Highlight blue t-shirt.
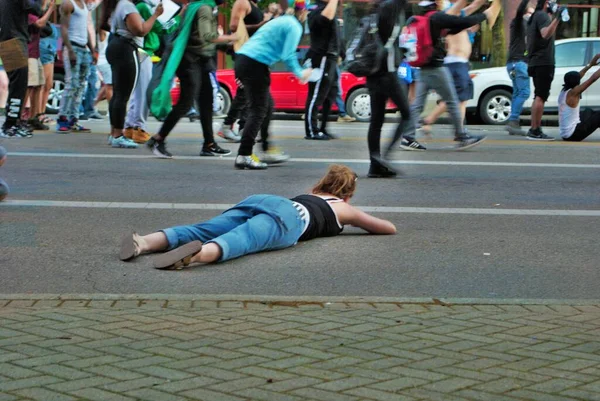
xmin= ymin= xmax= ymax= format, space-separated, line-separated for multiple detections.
xmin=237 ymin=15 xmax=305 ymax=79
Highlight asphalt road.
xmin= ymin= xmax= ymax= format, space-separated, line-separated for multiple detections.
xmin=1 ymin=117 xmax=599 ymax=299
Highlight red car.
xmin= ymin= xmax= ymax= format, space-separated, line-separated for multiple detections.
xmin=171 ymin=47 xmax=396 ymax=122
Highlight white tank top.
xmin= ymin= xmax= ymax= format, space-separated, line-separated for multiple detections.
xmin=97 ymin=33 xmax=109 ymax=65
xmin=558 ymin=89 xmax=580 ymax=139
xmin=67 ymin=0 xmax=89 ymax=47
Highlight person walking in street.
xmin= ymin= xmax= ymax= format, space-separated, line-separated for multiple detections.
xmin=558 ymin=55 xmax=600 ymax=142
xmin=231 ymin=0 xmax=313 ymax=170
xmin=101 ymin=0 xmax=163 ymax=148
xmin=56 ymin=0 xmax=94 ymax=133
xmin=215 ymin=0 xmax=269 ymax=143
xmin=397 ymin=0 xmax=501 ymax=151
xmin=123 ymin=0 xmax=166 ymax=144
xmin=0 ymin=0 xmax=43 ymax=138
xmin=364 ymin=0 xmax=410 ymax=178
xmin=147 ymin=0 xmax=237 ymax=158
xmin=119 ymin=164 xmax=396 ymax=269
xmin=304 ymin=0 xmax=340 ymax=141
xmin=526 ymin=0 xmax=563 ymax=141
xmin=505 ymin=0 xmax=534 ymax=136
xmin=415 ymin=0 xmax=486 ymax=146
xmin=39 ymin=22 xmax=60 ymax=125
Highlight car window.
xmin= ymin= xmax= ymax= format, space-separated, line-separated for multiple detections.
xmin=593 ymin=41 xmax=600 ymax=58
xmin=555 ymin=42 xmax=588 ymax=68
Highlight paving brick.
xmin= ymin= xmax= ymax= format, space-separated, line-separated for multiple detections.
xmin=46 ymin=376 xmax=115 ymax=392
xmin=0 ymin=376 xmax=63 ymax=391
xmin=179 ymin=388 xmax=247 ymax=401
xmin=456 ymin=390 xmax=522 ymax=401
xmin=508 ymin=389 xmax=580 ymax=401
xmin=561 ymin=389 xmax=600 ymax=401
xmin=422 ymin=378 xmax=480 ymax=393
xmin=64 ymin=355 xmax=126 ymax=369
xmin=313 ymin=376 xmax=376 ymax=392
xmin=125 ymin=388 xmax=188 ymax=401
xmin=0 ymin=392 xmax=18 ymax=401
xmin=532 ymin=367 xmax=598 ymax=383
xmin=259 ymin=356 xmax=316 ymax=369
xmin=134 ymin=366 xmax=194 ymax=381
xmin=70 ymin=388 xmax=135 ymax=401
xmin=207 ymin=376 xmax=269 ymax=392
xmin=152 ymin=376 xmax=220 ymax=393
xmin=186 ymin=366 xmax=247 ymax=381
xmin=549 ymin=359 xmax=599 ymax=371
xmin=33 ymin=365 xmax=91 ymax=380
xmin=103 ymin=377 xmax=164 ymax=393
xmin=113 ymin=356 xmax=174 ymax=369
xmin=344 ymin=387 xmax=417 ymax=401
xmin=432 ymin=367 xmax=498 ymax=382
xmin=236 ymin=346 xmax=292 ymax=360
xmin=0 ymin=364 xmax=40 ymax=379
xmin=13 ymin=387 xmax=76 ymax=401
xmin=289 ymin=387 xmax=358 ymax=401
xmin=472 ymin=378 xmax=533 ymax=393
xmin=526 ymin=378 xmax=583 ymax=393
xmin=261 ymin=377 xmax=323 ymax=392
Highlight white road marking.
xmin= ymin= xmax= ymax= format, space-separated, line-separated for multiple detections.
xmin=3 ymin=200 xmax=600 ymax=216
xmin=7 ymin=152 xmax=600 ymax=169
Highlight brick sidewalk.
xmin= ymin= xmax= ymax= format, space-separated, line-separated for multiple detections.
xmin=0 ymin=296 xmax=599 ymax=401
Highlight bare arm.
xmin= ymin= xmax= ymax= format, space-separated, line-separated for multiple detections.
xmin=462 ymin=0 xmax=486 ymax=16
xmin=446 ymin=0 xmax=467 ymax=16
xmin=60 ymin=1 xmax=75 ymax=57
xmin=87 ymin=12 xmax=96 ymax=51
xmin=569 ymin=69 xmax=600 ymax=100
xmin=125 ymin=4 xmax=162 ymax=37
xmin=229 ymin=0 xmax=249 ymax=33
xmin=320 ymin=0 xmax=339 ymax=20
xmin=337 ymin=204 xmax=397 ymax=235
xmin=34 ymin=0 xmax=55 ymax=27
xmin=540 ymin=15 xmax=559 ymax=40
xmin=579 ymin=53 xmax=600 ymax=78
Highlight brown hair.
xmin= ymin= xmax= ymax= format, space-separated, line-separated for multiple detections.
xmin=311 ymin=164 xmax=358 ymax=200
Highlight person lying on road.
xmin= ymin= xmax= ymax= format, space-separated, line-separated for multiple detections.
xmin=119 ymin=164 xmax=397 ymax=269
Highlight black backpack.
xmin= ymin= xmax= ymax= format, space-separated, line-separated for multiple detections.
xmin=345 ymin=13 xmax=403 ymax=77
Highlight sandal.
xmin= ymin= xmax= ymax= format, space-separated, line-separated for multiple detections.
xmin=153 ymin=241 xmax=203 ymax=270
xmin=119 ymin=232 xmax=142 ymax=261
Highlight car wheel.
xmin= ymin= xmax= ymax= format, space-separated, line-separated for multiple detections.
xmin=215 ymin=87 xmax=231 ymax=116
xmin=346 ymin=88 xmax=371 ymax=122
xmin=479 ymin=89 xmax=512 ymax=125
xmin=46 ymin=73 xmax=65 ymax=115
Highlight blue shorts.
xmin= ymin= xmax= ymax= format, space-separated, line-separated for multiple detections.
xmin=0 ymin=65 xmax=4 ymax=72
xmin=40 ymin=48 xmax=56 ymax=65
xmin=445 ymin=62 xmax=473 ymax=102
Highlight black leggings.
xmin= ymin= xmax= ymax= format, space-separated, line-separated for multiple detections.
xmin=158 ymin=57 xmax=215 ymax=143
xmin=305 ymin=57 xmax=337 ymax=137
xmin=3 ymin=65 xmax=28 ymax=128
xmin=224 ymin=85 xmax=247 ymax=128
xmin=564 ymin=108 xmax=600 ymax=142
xmin=234 ymin=55 xmax=272 ymax=156
xmin=106 ymin=36 xmax=139 ymax=130
xmin=366 ymin=72 xmax=411 ymax=159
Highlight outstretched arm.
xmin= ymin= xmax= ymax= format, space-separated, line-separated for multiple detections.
xmin=579 ymin=53 xmax=600 ymax=78
xmin=338 ymin=204 xmax=396 ymax=235
xmin=569 ymin=69 xmax=600 ymax=99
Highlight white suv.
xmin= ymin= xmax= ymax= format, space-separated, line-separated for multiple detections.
xmin=466 ymin=38 xmax=600 ymax=125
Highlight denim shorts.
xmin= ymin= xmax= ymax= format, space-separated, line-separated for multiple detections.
xmin=0 ymin=64 xmax=4 ymax=72
xmin=445 ymin=62 xmax=473 ymax=101
xmin=40 ymin=49 xmax=56 ymax=65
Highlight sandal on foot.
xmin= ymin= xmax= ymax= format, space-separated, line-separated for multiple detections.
xmin=119 ymin=232 xmax=141 ymax=261
xmin=153 ymin=241 xmax=203 ymax=270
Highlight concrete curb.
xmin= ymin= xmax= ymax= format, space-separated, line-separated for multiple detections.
xmin=0 ymin=294 xmax=599 ymax=305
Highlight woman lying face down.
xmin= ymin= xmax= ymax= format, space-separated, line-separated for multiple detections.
xmin=119 ymin=164 xmax=396 ymax=270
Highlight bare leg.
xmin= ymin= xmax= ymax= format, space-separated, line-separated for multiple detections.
xmin=31 ymin=86 xmax=42 ymax=118
xmin=484 ymin=0 xmax=502 ymax=29
xmin=23 ymin=88 xmax=32 ymax=120
xmin=459 ymin=101 xmax=467 ymax=124
xmin=41 ymin=63 xmax=54 ymax=114
xmin=424 ymin=102 xmax=447 ymax=126
xmin=530 ymin=96 xmax=544 ymax=130
xmin=138 ymin=232 xmax=169 ymax=253
xmin=190 ymin=243 xmax=222 ymax=264
xmin=0 ymin=69 xmax=8 ymax=109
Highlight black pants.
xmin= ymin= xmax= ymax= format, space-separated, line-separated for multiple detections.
xmin=235 ymin=55 xmax=272 ymax=156
xmin=158 ymin=56 xmax=215 ymax=144
xmin=367 ymin=72 xmax=411 ymax=158
xmin=107 ymin=36 xmax=139 ymax=130
xmin=3 ymin=65 xmax=28 ymax=128
xmin=304 ymin=57 xmax=337 ymax=137
xmin=224 ymin=84 xmax=247 ymax=129
xmin=564 ymin=108 xmax=600 ymax=142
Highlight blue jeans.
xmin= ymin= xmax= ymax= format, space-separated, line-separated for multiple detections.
xmin=161 ymin=195 xmax=305 ymax=262
xmin=335 ymin=65 xmax=346 ymax=116
xmin=506 ymin=61 xmax=530 ymax=122
xmin=82 ymin=58 xmax=98 ymax=115
xmin=59 ymin=46 xmax=91 ymax=119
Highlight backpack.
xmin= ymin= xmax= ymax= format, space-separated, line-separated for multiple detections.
xmin=345 ymin=13 xmax=402 ymax=77
xmin=399 ymin=11 xmax=435 ymax=68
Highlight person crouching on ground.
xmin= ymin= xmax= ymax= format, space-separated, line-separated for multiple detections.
xmin=558 ymin=54 xmax=600 ymax=142
xmin=119 ymin=164 xmax=396 ymax=269
xmin=231 ymin=0 xmax=314 ymax=170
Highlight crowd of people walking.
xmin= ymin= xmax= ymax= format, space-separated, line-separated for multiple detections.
xmin=1 ymin=0 xmax=599 ymax=179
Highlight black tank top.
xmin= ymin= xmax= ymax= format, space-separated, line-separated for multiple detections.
xmin=290 ymin=194 xmax=344 ymax=241
xmin=245 ymin=1 xmax=264 ymax=36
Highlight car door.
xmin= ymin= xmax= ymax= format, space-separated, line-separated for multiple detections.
xmin=270 ymin=61 xmax=300 ymax=109
xmin=550 ymin=40 xmax=589 ymax=108
xmin=584 ymin=40 xmax=600 ymax=108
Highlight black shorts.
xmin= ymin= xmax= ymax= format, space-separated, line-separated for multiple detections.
xmin=528 ymin=65 xmax=555 ymax=102
xmin=445 ymin=62 xmax=473 ymax=102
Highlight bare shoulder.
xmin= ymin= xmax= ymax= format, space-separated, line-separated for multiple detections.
xmin=61 ymin=0 xmax=74 ymax=13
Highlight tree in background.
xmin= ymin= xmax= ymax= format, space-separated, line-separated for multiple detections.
xmin=490 ymin=8 xmax=506 ymax=67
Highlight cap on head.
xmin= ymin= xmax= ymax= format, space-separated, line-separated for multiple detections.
xmin=563 ymin=71 xmax=581 ymax=90
xmin=289 ymin=0 xmax=306 ymax=10
xmin=418 ymin=0 xmax=436 ymax=7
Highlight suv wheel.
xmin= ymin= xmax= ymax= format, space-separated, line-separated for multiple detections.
xmin=46 ymin=73 xmax=65 ymax=115
xmin=479 ymin=89 xmax=512 ymax=125
xmin=346 ymin=88 xmax=371 ymax=122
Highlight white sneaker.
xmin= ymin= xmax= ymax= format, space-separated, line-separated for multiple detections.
xmin=217 ymin=123 xmax=241 ymax=143
xmin=111 ymin=135 xmax=139 ymax=149
xmin=260 ymin=147 xmax=290 ymax=164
